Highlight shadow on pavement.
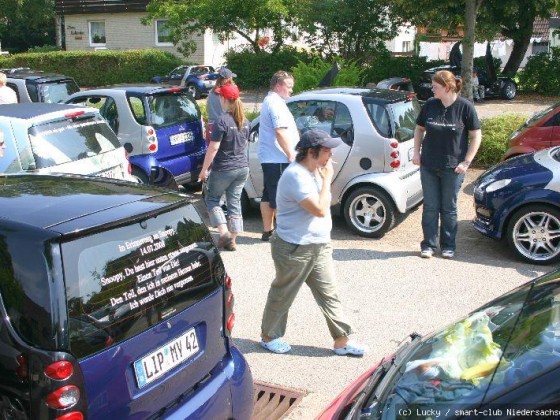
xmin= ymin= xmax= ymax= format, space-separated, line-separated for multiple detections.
xmin=233 ymin=338 xmax=336 ymax=358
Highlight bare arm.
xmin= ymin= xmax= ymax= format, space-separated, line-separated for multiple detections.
xmin=299 ymin=161 xmax=333 ymax=217
xmin=276 ymin=128 xmax=296 ymax=162
xmin=455 ymin=129 xmax=482 ymax=174
xmin=412 ymin=125 xmax=425 ymax=166
xmin=198 ymin=140 xmax=220 ymax=182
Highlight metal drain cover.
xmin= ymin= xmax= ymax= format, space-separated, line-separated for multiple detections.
xmin=252 ymin=381 xmax=304 ymax=420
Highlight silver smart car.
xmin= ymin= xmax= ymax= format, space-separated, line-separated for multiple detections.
xmin=244 ymin=87 xmax=423 ymax=238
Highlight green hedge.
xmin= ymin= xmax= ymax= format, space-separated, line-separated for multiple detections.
xmin=224 ymin=46 xmax=318 ymax=89
xmin=291 ymin=57 xmax=363 ymax=93
xmin=0 ymin=49 xmax=183 ymax=87
xmin=476 ymin=114 xmax=527 ymax=166
xmin=518 ymin=48 xmax=560 ymax=95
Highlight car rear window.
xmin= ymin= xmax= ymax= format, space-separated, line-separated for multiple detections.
xmin=61 ymin=206 xmax=220 ymax=359
xmin=36 ymin=80 xmax=80 ymax=103
xmin=362 ymin=97 xmax=420 ymax=142
xmin=147 ymin=92 xmax=200 ymax=128
xmin=27 ymin=114 xmax=121 ymax=169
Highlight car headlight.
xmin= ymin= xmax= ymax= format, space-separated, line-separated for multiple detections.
xmin=485 ymin=179 xmax=511 ymax=193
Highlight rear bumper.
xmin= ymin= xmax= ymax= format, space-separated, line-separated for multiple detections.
xmin=164 ymin=344 xmax=253 ymax=419
xmin=129 ymin=149 xmax=205 ymax=185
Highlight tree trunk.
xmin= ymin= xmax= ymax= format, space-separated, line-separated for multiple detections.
xmin=461 ymin=0 xmax=478 ymax=101
xmin=502 ymin=36 xmax=532 ymax=76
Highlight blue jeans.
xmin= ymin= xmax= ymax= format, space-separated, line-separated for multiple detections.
xmin=420 ymin=167 xmax=465 ymax=252
xmin=205 ymin=167 xmax=249 ymax=233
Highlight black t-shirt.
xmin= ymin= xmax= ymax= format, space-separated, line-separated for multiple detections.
xmin=416 ymin=96 xmax=481 ymax=169
xmin=211 ymin=112 xmax=249 ymax=171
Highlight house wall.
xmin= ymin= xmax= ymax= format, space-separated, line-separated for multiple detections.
xmin=63 ymin=13 xmax=205 ymax=63
xmin=385 ymin=25 xmax=416 ymax=53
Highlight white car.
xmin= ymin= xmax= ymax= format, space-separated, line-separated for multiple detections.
xmin=245 ymin=87 xmax=424 ymax=238
xmin=0 ymin=103 xmax=135 ymax=181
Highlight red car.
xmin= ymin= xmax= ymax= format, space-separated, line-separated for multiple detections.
xmin=502 ymin=102 xmax=560 ymax=160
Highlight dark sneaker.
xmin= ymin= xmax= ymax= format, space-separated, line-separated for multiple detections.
xmin=261 ymin=230 xmax=274 ymax=241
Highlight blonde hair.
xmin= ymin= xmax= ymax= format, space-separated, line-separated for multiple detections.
xmin=0 ymin=73 xmax=6 ymax=86
xmin=432 ymin=70 xmax=462 ymax=93
xmin=223 ymin=98 xmax=245 ymax=130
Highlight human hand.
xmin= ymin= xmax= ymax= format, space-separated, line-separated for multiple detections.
xmin=454 ymin=161 xmax=470 ymax=174
xmin=318 ymin=159 xmax=334 ymax=181
xmin=288 ymin=153 xmax=296 ymax=163
xmin=198 ymin=169 xmax=209 ymax=183
xmin=412 ymin=151 xmax=421 ymax=166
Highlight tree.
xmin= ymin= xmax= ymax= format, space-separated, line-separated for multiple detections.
xmin=144 ymin=0 xmax=299 ymax=56
xmin=0 ymin=0 xmax=55 ymax=52
xmin=461 ymin=0 xmax=484 ymax=101
xmin=295 ymin=0 xmax=406 ymax=62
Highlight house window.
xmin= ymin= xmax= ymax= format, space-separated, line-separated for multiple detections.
xmin=402 ymin=41 xmax=412 ymax=52
xmin=156 ymin=20 xmax=172 ymax=46
xmin=89 ymin=21 xmax=106 ymax=46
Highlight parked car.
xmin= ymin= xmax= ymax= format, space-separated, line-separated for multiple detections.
xmin=150 ymin=65 xmax=219 ymax=99
xmin=319 ymin=268 xmax=560 ymax=419
xmin=502 ymin=102 xmax=560 ymax=160
xmin=376 ymin=77 xmax=415 ymax=93
xmin=0 ymin=103 xmax=135 ymax=181
xmin=6 ymin=71 xmax=79 ymax=103
xmin=0 ymin=174 xmax=253 ymax=419
xmin=473 ymin=147 xmax=560 ymax=264
xmin=66 ymin=85 xmax=206 ymax=187
xmin=246 ymin=87 xmax=423 ymax=238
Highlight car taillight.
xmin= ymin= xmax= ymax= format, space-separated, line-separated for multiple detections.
xmin=16 ymin=354 xmax=28 ymax=379
xmin=225 ymin=275 xmax=232 ymax=289
xmin=44 ymin=361 xmax=73 ymax=381
xmin=65 ymin=111 xmax=85 ymax=119
xmin=390 ymin=160 xmax=401 ymax=168
xmin=226 ymin=314 xmax=235 ymax=332
xmin=224 ymin=275 xmax=234 ymax=335
xmin=390 ymin=151 xmax=399 ymax=159
xmin=389 ymin=141 xmax=400 ymax=170
xmin=390 ymin=141 xmax=398 ymax=148
xmin=56 ymin=412 xmax=84 ymax=420
xmin=168 ymin=87 xmax=182 ymax=93
xmin=45 ymin=385 xmax=80 ymax=409
xmin=144 ymin=126 xmax=158 ymax=154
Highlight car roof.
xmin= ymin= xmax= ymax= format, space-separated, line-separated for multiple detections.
xmin=0 ymin=103 xmax=93 ymax=119
xmin=296 ymin=87 xmax=413 ymax=103
xmin=7 ymin=71 xmax=75 ymax=82
xmin=0 ymin=174 xmax=187 ymax=235
xmin=84 ymin=85 xmax=187 ymax=96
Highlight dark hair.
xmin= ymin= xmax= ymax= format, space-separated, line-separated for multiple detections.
xmin=295 ymin=145 xmax=321 ymax=162
xmin=270 ymin=70 xmax=293 ymax=90
xmin=432 ymin=70 xmax=462 ymax=93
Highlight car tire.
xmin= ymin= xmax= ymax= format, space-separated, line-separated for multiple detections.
xmin=187 ymin=83 xmax=202 ymax=100
xmin=131 ymin=167 xmax=149 ymax=184
xmin=240 ymin=189 xmax=252 ymax=216
xmin=501 ymin=81 xmax=517 ymax=100
xmin=343 ymin=187 xmax=396 ymax=238
xmin=506 ymin=204 xmax=560 ymax=265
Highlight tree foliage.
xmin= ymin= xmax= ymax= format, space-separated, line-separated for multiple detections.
xmin=144 ymin=0 xmax=299 ymax=56
xmin=0 ymin=0 xmax=55 ymax=52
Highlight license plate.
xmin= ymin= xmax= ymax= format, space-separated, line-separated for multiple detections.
xmin=170 ymin=131 xmax=194 ymax=146
xmin=134 ymin=328 xmax=199 ymax=388
xmin=97 ymin=168 xmax=120 ymax=179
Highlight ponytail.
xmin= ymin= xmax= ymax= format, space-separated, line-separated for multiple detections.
xmin=227 ymin=98 xmax=246 ymax=130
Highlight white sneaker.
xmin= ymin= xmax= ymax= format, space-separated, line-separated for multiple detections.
xmin=420 ymin=249 xmax=434 ymax=258
xmin=441 ymin=249 xmax=455 ymax=259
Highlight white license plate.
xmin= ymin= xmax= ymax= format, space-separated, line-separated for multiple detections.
xmin=170 ymin=131 xmax=194 ymax=146
xmin=134 ymin=328 xmax=199 ymax=388
xmin=97 ymin=168 xmax=120 ymax=179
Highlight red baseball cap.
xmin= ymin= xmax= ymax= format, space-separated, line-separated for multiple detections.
xmin=215 ymin=83 xmax=240 ymax=100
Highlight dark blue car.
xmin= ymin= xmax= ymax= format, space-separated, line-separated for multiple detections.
xmin=0 ymin=174 xmax=253 ymax=419
xmin=473 ymin=147 xmax=560 ymax=264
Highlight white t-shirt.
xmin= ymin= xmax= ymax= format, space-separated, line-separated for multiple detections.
xmin=258 ymin=91 xmax=298 ymax=163
xmin=276 ymin=162 xmax=331 ymax=245
xmin=0 ymin=86 xmax=17 ymax=104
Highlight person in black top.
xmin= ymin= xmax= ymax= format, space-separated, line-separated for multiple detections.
xmin=199 ymin=83 xmax=250 ymax=251
xmin=412 ymin=70 xmax=482 ymax=259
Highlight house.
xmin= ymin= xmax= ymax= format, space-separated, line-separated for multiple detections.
xmin=54 ymin=0 xmax=242 ymax=66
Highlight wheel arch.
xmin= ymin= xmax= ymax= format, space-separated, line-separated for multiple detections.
xmin=498 ymin=198 xmax=560 ymax=240
xmin=339 ymin=181 xmax=397 ymax=216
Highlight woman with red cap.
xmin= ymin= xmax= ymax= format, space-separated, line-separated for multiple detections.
xmin=199 ymin=83 xmax=250 ymax=251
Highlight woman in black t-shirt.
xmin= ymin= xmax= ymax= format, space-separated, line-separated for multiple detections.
xmin=199 ymin=83 xmax=250 ymax=251
xmin=412 ymin=70 xmax=482 ymax=259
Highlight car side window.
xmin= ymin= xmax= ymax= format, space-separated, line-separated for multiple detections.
xmin=332 ymin=102 xmax=354 ymax=145
xmin=364 ymin=102 xmax=390 ymax=138
xmin=288 ymin=100 xmax=337 ymax=136
xmin=128 ymin=96 xmax=147 ymax=125
xmin=100 ymin=98 xmax=119 ymax=134
xmin=170 ymin=68 xmax=186 ymax=80
xmin=544 ymin=113 xmax=560 ymax=127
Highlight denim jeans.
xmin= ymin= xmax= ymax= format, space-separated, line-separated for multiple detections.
xmin=205 ymin=167 xmax=249 ymax=233
xmin=420 ymin=166 xmax=465 ymax=252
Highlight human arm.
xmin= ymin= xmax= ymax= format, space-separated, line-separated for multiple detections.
xmin=299 ymin=160 xmax=334 ymax=217
xmin=198 ymin=140 xmax=220 ymax=182
xmin=455 ymin=129 xmax=482 ymax=174
xmin=275 ymin=128 xmax=296 ymax=162
xmin=412 ymin=125 xmax=425 ymax=166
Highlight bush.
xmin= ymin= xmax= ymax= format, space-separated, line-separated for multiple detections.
xmin=27 ymin=45 xmax=62 ymax=53
xmin=224 ymin=46 xmax=318 ymax=89
xmin=476 ymin=114 xmax=527 ymax=166
xmin=0 ymin=49 xmax=183 ymax=87
xmin=291 ymin=57 xmax=363 ymax=93
xmin=518 ymin=48 xmax=560 ymax=95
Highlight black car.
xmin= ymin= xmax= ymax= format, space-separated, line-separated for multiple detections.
xmin=0 ymin=174 xmax=253 ymax=419
xmin=417 ymin=64 xmax=517 ymax=101
xmin=6 ymin=71 xmax=79 ymax=103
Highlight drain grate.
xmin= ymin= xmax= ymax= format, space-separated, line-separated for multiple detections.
xmin=251 ymin=381 xmax=304 ymax=420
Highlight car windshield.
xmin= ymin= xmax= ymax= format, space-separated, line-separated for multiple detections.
xmin=37 ymin=80 xmax=80 ymax=103
xmin=27 ymin=114 xmax=121 ymax=169
xmin=61 ymin=206 xmax=219 ymax=359
xmin=524 ymin=103 xmax=560 ymax=127
xmin=371 ymin=275 xmax=560 ymax=419
xmin=146 ymin=92 xmax=200 ymax=128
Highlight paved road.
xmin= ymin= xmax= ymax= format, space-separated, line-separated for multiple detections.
xmin=192 ymin=167 xmax=552 ymax=419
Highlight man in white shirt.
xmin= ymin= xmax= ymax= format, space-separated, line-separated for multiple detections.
xmin=0 ymin=73 xmax=17 ymax=104
xmin=258 ymin=70 xmax=299 ymax=241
